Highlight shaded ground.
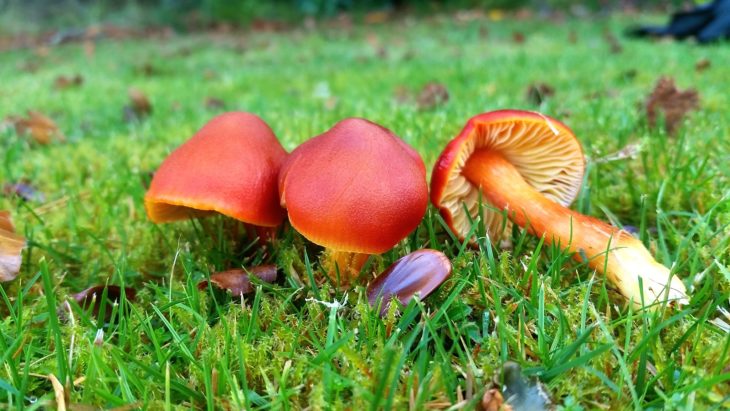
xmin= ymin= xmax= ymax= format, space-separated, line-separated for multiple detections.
xmin=1 ymin=12 xmax=729 ymax=409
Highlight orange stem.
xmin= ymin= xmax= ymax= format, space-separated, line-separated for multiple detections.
xmin=323 ymin=250 xmax=371 ymax=287
xmin=463 ymin=149 xmax=687 ymax=306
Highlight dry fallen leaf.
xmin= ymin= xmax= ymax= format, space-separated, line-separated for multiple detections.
xmin=8 ymin=111 xmax=65 ymax=144
xmin=645 ymin=77 xmax=700 ymax=134
xmin=65 ymin=285 xmax=137 ymax=322
xmin=480 ymin=388 xmax=508 ymax=411
xmin=124 ymin=88 xmax=152 ymax=121
xmin=54 ymin=74 xmax=84 ymax=90
xmin=525 ymin=83 xmax=555 ymax=105
xmin=0 ymin=211 xmax=25 ymax=282
xmin=204 ymin=97 xmax=226 ymax=110
xmin=417 ymin=82 xmax=449 ymax=110
xmin=364 ymin=10 xmax=390 ymax=25
xmin=695 ymin=58 xmax=711 ymax=72
xmin=512 ymin=31 xmax=526 ymax=44
xmin=198 ymin=265 xmax=278 ymax=296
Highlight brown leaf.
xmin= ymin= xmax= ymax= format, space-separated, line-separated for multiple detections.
xmin=72 ymin=285 xmax=136 ymax=306
xmin=204 ymin=97 xmax=226 ymax=110
xmin=137 ymin=63 xmax=159 ymax=77
xmin=198 ymin=265 xmax=278 ymax=296
xmin=9 ymin=111 xmax=65 ymax=144
xmin=0 ymin=211 xmax=26 ymax=282
xmin=367 ymin=249 xmax=452 ymax=315
xmin=417 ymin=82 xmax=449 ymax=110
xmin=54 ymin=74 xmax=84 ymax=90
xmin=3 ymin=181 xmax=45 ymax=203
xmin=364 ymin=10 xmax=390 ymax=25
xmin=645 ymin=77 xmax=700 ymax=134
xmin=525 ymin=83 xmax=555 ymax=105
xmin=512 ymin=32 xmax=526 ymax=44
xmin=479 ymin=389 xmax=508 ymax=411
xmin=67 ymin=285 xmax=137 ymax=321
xmin=695 ymin=58 xmax=711 ymax=72
xmin=124 ymin=88 xmax=152 ymax=121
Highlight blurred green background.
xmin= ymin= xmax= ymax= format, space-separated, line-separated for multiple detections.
xmin=0 ymin=0 xmax=692 ymax=34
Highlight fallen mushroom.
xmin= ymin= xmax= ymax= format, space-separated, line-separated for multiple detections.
xmin=367 ymin=249 xmax=452 ymax=315
xmin=198 ymin=265 xmax=278 ymax=296
xmin=278 ymin=118 xmax=428 ymax=285
xmin=431 ymin=110 xmax=687 ymax=307
xmin=145 ymin=112 xmax=287 ymax=241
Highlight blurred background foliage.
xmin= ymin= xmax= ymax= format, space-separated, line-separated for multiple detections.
xmin=0 ymin=0 xmax=695 ymax=34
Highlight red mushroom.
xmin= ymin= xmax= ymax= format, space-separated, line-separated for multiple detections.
xmin=431 ymin=110 xmax=687 ymax=307
xmin=145 ymin=112 xmax=286 ymax=240
xmin=278 ymin=118 xmax=428 ymax=285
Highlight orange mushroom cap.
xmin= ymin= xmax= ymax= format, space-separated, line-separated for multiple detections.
xmin=145 ymin=112 xmax=287 ymax=227
xmin=279 ymin=118 xmax=428 ymax=254
xmin=431 ymin=110 xmax=585 ymax=241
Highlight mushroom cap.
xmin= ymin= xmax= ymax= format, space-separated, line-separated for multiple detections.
xmin=431 ymin=110 xmax=585 ymax=241
xmin=145 ymin=112 xmax=287 ymax=227
xmin=279 ymin=118 xmax=428 ymax=254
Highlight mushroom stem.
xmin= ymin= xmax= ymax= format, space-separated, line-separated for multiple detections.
xmin=322 ymin=250 xmax=371 ymax=286
xmin=463 ymin=149 xmax=688 ymax=306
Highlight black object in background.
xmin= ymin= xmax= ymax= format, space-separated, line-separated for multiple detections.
xmin=628 ymin=0 xmax=730 ymax=43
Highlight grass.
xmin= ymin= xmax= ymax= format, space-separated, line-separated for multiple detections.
xmin=1 ymin=11 xmax=730 ymax=410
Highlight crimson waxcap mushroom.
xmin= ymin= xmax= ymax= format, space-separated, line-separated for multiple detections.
xmin=279 ymin=118 xmax=428 ymax=283
xmin=431 ymin=110 xmax=687 ymax=307
xmin=431 ymin=110 xmax=585 ymax=241
xmin=145 ymin=112 xmax=287 ymax=229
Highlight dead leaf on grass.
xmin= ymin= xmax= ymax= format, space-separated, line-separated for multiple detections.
xmin=66 ymin=285 xmax=137 ymax=321
xmin=54 ymin=74 xmax=83 ymax=90
xmin=695 ymin=58 xmax=711 ymax=72
xmin=137 ymin=62 xmax=159 ymax=77
xmin=8 ymin=111 xmax=66 ymax=144
xmin=123 ymin=88 xmax=152 ymax=121
xmin=364 ymin=10 xmax=390 ymax=25
xmin=645 ymin=77 xmax=700 ymax=134
xmin=198 ymin=265 xmax=278 ymax=296
xmin=0 ymin=211 xmax=26 ymax=282
xmin=512 ymin=31 xmax=526 ymax=44
xmin=417 ymin=82 xmax=449 ymax=110
xmin=525 ymin=83 xmax=555 ymax=105
xmin=204 ymin=97 xmax=226 ymax=110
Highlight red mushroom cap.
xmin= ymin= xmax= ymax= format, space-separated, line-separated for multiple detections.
xmin=431 ymin=110 xmax=585 ymax=241
xmin=279 ymin=118 xmax=428 ymax=254
xmin=145 ymin=112 xmax=287 ymax=227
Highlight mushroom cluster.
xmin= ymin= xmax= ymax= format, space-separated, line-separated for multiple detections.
xmin=145 ymin=110 xmax=688 ymax=310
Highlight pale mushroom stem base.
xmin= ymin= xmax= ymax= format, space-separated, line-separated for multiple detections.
xmin=463 ymin=149 xmax=688 ymax=307
xmin=322 ymin=250 xmax=370 ymax=286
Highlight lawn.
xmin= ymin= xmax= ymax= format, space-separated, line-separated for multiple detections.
xmin=1 ymin=11 xmax=729 ymax=410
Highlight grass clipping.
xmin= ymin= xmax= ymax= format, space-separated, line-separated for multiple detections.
xmin=0 ymin=211 xmax=25 ymax=282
